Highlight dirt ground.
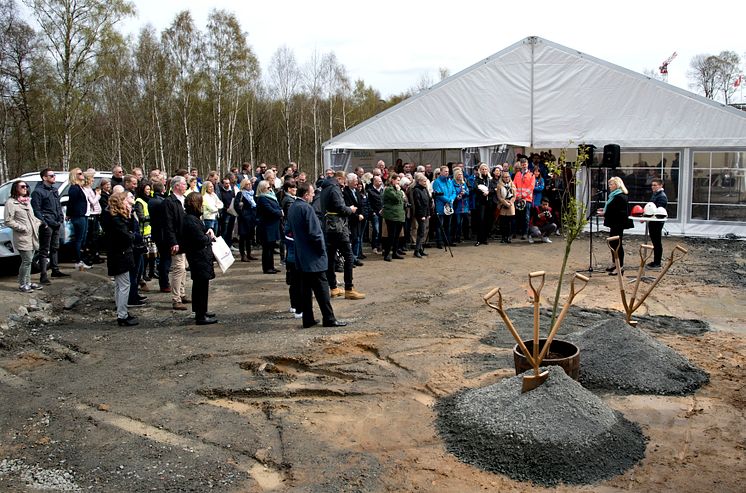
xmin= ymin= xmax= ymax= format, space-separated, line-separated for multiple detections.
xmin=0 ymin=233 xmax=744 ymax=492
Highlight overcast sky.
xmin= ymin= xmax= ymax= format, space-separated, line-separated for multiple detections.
xmin=122 ymin=0 xmax=745 ymax=100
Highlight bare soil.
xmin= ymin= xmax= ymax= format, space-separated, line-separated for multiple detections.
xmin=0 ymin=233 xmax=744 ymax=492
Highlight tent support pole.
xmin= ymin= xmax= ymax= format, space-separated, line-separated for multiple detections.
xmin=529 ymin=36 xmax=536 ymax=148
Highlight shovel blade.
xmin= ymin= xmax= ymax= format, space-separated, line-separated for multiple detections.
xmin=521 ymin=370 xmax=549 ymax=393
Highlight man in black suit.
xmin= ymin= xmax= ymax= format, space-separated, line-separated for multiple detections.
xmin=163 ymin=175 xmax=190 ymax=310
xmin=342 ymin=173 xmax=366 ymax=267
xmin=148 ymin=182 xmax=170 ymax=292
xmin=287 ymin=183 xmax=346 ymax=329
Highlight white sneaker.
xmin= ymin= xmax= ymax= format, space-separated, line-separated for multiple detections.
xmin=19 ymin=284 xmax=33 ymax=293
xmin=543 ymin=237 xmax=552 ymax=243
xmin=76 ymin=261 xmax=92 ymax=270
xmin=294 ymin=312 xmax=303 ymax=319
xmin=527 ymin=236 xmax=534 ymax=244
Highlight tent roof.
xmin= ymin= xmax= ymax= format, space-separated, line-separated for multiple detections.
xmin=324 ymin=36 xmax=746 ymax=150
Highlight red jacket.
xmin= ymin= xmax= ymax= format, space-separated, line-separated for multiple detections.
xmin=513 ymin=170 xmax=535 ymax=202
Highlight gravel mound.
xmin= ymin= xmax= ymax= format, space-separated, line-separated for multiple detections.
xmin=567 ymin=318 xmax=710 ymax=395
xmin=436 ymin=367 xmax=647 ymax=486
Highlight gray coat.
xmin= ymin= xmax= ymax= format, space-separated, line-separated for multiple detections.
xmin=4 ymin=198 xmax=41 ymax=251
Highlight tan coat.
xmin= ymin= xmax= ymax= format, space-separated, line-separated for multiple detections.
xmin=497 ymin=181 xmax=517 ymax=216
xmin=4 ymin=198 xmax=41 ymax=251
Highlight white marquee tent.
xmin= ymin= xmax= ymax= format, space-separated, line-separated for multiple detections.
xmin=323 ymin=36 xmax=746 ymax=237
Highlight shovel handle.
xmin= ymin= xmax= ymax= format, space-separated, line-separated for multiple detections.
xmin=484 ymin=288 xmax=538 ymax=369
xmin=538 ymin=273 xmax=589 ymax=362
xmin=483 ymin=288 xmax=500 ymax=303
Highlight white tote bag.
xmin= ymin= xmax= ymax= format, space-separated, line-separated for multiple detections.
xmin=211 ymin=236 xmax=235 ymax=273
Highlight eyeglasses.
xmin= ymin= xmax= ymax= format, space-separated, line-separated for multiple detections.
xmin=19 ymin=185 xmax=28 ymax=188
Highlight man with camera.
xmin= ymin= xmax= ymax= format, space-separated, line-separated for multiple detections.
xmin=527 ymin=197 xmax=557 ymax=244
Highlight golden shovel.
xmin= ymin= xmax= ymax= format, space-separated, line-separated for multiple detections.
xmin=483 ymin=286 xmax=548 ymax=392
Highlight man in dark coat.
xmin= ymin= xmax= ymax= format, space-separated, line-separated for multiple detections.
xmin=163 ymin=175 xmax=189 ymax=310
xmin=647 ymin=178 xmax=668 ymax=268
xmin=342 ymin=174 xmax=366 ymax=267
xmin=148 ymin=182 xmax=171 ymax=292
xmin=287 ymin=183 xmax=346 ymax=329
xmin=319 ymin=171 xmax=365 ymax=300
xmin=30 ymin=168 xmax=68 ymax=284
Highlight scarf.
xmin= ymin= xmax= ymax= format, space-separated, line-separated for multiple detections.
xmin=17 ymin=196 xmax=30 ymax=205
xmin=604 ymin=188 xmax=623 ymax=213
xmin=242 ymin=190 xmax=256 ymax=208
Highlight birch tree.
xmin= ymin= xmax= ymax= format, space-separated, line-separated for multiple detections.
xmin=268 ymin=45 xmax=299 ymax=164
xmin=162 ymin=10 xmax=203 ymax=171
xmin=134 ymin=25 xmax=168 ymax=169
xmin=24 ymin=0 xmax=134 ymax=169
xmin=205 ymin=9 xmax=257 ymax=174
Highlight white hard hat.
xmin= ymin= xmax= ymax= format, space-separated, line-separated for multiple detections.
xmin=654 ymin=207 xmax=668 ymax=219
xmin=643 ymin=202 xmax=657 ymax=217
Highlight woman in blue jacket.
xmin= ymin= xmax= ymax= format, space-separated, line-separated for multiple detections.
xmin=66 ymin=167 xmax=91 ymax=270
xmin=256 ymin=180 xmax=283 ymax=274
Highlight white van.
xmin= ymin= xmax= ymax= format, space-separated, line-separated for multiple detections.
xmin=0 ymin=170 xmax=112 ymax=258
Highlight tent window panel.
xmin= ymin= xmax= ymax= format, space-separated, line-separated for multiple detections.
xmin=691 ymin=204 xmax=709 ymax=220
xmin=445 ymin=150 xmax=461 ymax=165
xmin=421 ymin=150 xmax=442 ymax=168
xmin=708 ymin=204 xmax=746 ymax=222
xmin=690 ymin=151 xmax=746 ymax=223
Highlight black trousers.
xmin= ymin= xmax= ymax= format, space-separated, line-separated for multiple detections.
xmin=648 ymin=221 xmax=664 ymax=264
xmin=435 ymin=214 xmax=452 ymax=246
xmin=608 ymin=226 xmax=625 ymax=267
xmin=156 ymin=242 xmax=171 ymax=290
xmin=383 ymin=219 xmax=403 ymax=256
xmin=475 ymin=204 xmax=494 ymax=243
xmin=326 ymin=232 xmax=354 ymax=290
xmin=300 ymin=271 xmax=335 ymax=326
xmin=499 ymin=214 xmax=513 ymax=241
xmin=262 ymin=240 xmax=277 ymax=272
xmin=38 ymin=224 xmax=60 ymax=273
xmin=192 ymin=278 xmax=209 ymax=318
xmin=286 ymin=264 xmax=302 ymax=312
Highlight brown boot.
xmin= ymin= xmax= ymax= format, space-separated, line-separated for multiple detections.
xmin=241 ymin=254 xmax=248 ymax=262
xmin=330 ymin=287 xmax=344 ymax=298
xmin=345 ymin=289 xmax=366 ymax=300
xmin=172 ymin=302 xmax=188 ymax=311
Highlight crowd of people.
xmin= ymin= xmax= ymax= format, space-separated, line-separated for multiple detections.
xmin=2 ymin=154 xmax=668 ymax=327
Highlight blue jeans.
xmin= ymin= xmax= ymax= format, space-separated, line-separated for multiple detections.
xmin=220 ymin=213 xmax=235 ymax=247
xmin=370 ymin=214 xmax=381 ymax=249
xmin=452 ymin=212 xmax=468 ymax=242
xmin=70 ymin=216 xmax=88 ymax=263
xmin=203 ymin=219 xmax=218 ymax=233
xmin=353 ymin=219 xmax=367 ymax=259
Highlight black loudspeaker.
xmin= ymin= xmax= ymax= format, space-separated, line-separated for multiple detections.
xmin=602 ymin=144 xmax=620 ymax=168
xmin=577 ymin=144 xmax=596 ymax=167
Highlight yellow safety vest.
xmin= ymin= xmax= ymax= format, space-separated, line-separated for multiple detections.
xmin=135 ymin=198 xmax=151 ymax=236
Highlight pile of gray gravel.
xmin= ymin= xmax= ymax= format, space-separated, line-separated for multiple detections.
xmin=436 ymin=367 xmax=647 ymax=486
xmin=566 ymin=318 xmax=710 ymax=395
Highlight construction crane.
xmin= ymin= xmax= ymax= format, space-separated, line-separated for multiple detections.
xmin=659 ymin=52 xmax=678 ymax=82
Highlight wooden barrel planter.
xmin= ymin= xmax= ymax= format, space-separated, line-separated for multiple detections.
xmin=513 ymin=339 xmax=580 ymax=380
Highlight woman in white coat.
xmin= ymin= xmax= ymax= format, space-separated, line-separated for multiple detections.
xmin=4 ymin=180 xmax=43 ymax=292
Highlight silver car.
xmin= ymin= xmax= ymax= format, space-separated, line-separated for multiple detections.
xmin=0 ymin=171 xmax=112 ymax=258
